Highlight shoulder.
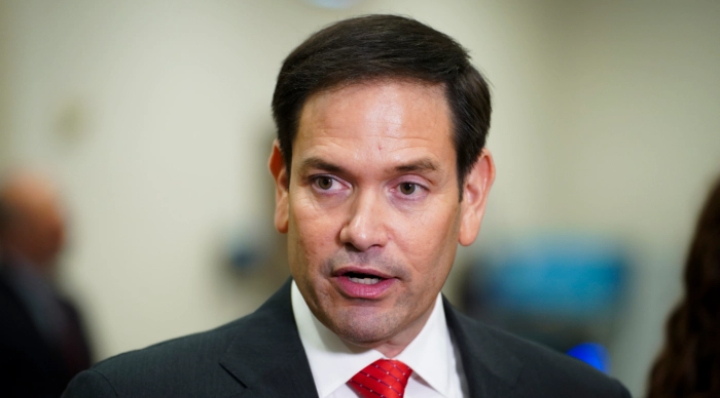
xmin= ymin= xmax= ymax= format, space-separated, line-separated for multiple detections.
xmin=63 ymin=314 xmax=261 ymax=398
xmin=488 ymin=324 xmax=628 ymax=396
xmin=63 ymin=281 xmax=298 ymax=398
xmin=64 ymin=318 xmax=244 ymax=398
xmin=448 ymin=307 xmax=630 ymax=398
xmin=99 ymin=317 xmax=244 ymax=370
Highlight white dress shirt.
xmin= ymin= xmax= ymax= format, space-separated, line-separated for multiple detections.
xmin=291 ymin=281 xmax=468 ymax=398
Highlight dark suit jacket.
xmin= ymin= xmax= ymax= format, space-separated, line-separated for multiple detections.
xmin=0 ymin=261 xmax=93 ymax=398
xmin=62 ymin=279 xmax=630 ymax=398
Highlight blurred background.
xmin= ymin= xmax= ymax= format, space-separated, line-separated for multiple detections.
xmin=1 ymin=1 xmax=719 ymax=396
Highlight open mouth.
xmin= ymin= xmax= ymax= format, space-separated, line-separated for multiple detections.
xmin=332 ymin=267 xmax=396 ymax=298
xmin=344 ymin=271 xmax=386 ymax=285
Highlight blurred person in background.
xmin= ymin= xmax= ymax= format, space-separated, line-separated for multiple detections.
xmin=0 ymin=171 xmax=93 ymax=398
xmin=646 ymin=175 xmax=720 ymax=398
xmin=63 ymin=15 xmax=628 ymax=398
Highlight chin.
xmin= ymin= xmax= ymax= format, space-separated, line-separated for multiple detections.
xmin=326 ymin=308 xmax=401 ymax=347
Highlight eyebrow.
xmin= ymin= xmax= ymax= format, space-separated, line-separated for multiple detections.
xmin=299 ymin=157 xmax=344 ymax=173
xmin=394 ymin=158 xmax=439 ymax=173
xmin=299 ymin=156 xmax=439 ymax=175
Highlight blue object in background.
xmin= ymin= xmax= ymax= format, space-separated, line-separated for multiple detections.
xmin=463 ymin=233 xmax=630 ymax=370
xmin=476 ymin=234 xmax=629 ymax=319
xmin=567 ymin=342 xmax=610 ymax=374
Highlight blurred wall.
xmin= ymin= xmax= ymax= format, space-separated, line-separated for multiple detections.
xmin=544 ymin=3 xmax=720 ymax=243
xmin=1 ymin=1 xmax=719 ymax=397
xmin=0 ymin=0 xmax=11 ymax=170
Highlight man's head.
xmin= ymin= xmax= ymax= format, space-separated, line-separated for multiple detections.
xmin=272 ymin=14 xmax=491 ymax=192
xmin=0 ymin=172 xmax=66 ymax=273
xmin=269 ymin=15 xmax=495 ymax=357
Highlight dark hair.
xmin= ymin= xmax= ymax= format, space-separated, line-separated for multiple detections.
xmin=646 ymin=175 xmax=720 ymax=398
xmin=271 ymin=14 xmax=491 ymax=194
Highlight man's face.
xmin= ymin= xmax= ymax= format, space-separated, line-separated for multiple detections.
xmin=270 ymin=81 xmax=493 ymax=354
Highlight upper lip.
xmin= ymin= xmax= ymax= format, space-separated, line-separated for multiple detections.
xmin=332 ymin=266 xmax=394 ymax=279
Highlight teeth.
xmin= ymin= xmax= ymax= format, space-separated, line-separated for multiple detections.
xmin=349 ymin=276 xmax=381 ymax=285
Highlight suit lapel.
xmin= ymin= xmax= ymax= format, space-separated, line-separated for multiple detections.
xmin=219 ymin=279 xmax=319 ymax=398
xmin=443 ymin=298 xmax=523 ymax=398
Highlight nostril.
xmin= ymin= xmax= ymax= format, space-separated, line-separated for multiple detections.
xmin=343 ymin=242 xmax=363 ymax=253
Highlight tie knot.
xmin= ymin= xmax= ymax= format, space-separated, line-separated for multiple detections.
xmin=349 ymin=359 xmax=413 ymax=398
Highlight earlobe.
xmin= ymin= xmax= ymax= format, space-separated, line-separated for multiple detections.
xmin=458 ymin=149 xmax=495 ymax=246
xmin=268 ymin=140 xmax=289 ymax=234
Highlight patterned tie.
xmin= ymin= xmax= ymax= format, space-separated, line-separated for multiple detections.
xmin=349 ymin=359 xmax=413 ymax=398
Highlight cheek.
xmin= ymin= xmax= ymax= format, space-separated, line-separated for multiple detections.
xmin=393 ymin=204 xmax=460 ymax=278
xmin=289 ymin=199 xmax=340 ymax=270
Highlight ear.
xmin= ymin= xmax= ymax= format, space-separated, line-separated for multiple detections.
xmin=458 ymin=148 xmax=496 ymax=246
xmin=268 ymin=140 xmax=289 ymax=234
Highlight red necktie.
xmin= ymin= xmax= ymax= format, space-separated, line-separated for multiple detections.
xmin=349 ymin=359 xmax=413 ymax=398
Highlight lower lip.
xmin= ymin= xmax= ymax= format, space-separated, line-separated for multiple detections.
xmin=333 ymin=276 xmax=396 ymax=299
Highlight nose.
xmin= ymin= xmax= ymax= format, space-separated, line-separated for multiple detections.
xmin=339 ymin=189 xmax=389 ymax=252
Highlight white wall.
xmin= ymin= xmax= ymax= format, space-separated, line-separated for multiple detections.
xmin=545 ymin=2 xmax=720 ymax=242
xmin=2 ymin=1 xmax=719 ymax=397
xmin=0 ymin=0 xmax=11 ymax=169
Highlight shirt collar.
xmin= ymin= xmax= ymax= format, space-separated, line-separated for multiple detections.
xmin=291 ymin=280 xmax=455 ymax=397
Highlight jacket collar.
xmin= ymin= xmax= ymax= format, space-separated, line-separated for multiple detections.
xmin=219 ymin=279 xmax=319 ymax=398
xmin=443 ymin=297 xmax=523 ymax=397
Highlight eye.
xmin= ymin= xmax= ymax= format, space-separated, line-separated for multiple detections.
xmin=398 ymin=182 xmax=417 ymax=195
xmin=315 ymin=176 xmax=334 ymax=190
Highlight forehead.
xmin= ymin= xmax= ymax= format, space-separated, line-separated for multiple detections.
xmin=294 ymin=81 xmax=455 ymax=171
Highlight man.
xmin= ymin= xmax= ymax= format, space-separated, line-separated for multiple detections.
xmin=64 ymin=15 xmax=630 ymax=397
xmin=0 ymin=172 xmax=93 ymax=397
